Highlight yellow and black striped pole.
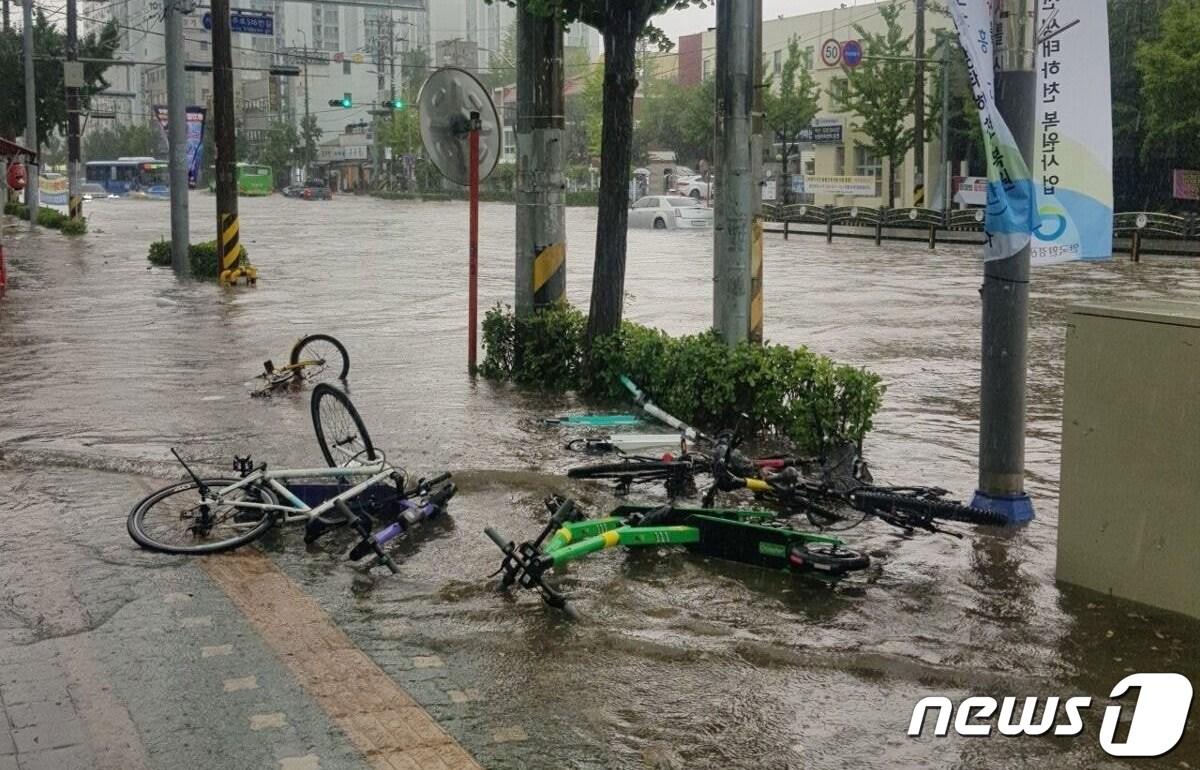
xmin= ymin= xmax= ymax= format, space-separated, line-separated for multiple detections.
xmin=532 ymin=241 xmax=565 ymax=308
xmin=68 ymin=194 xmax=82 ymax=221
xmin=750 ymin=217 xmax=763 ymax=344
xmin=211 ymin=0 xmax=254 ymax=286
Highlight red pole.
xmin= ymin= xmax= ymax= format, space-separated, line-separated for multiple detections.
xmin=468 ymin=115 xmax=480 ymax=371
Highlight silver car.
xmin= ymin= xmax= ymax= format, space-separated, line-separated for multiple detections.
xmin=628 ymin=195 xmax=714 ymax=230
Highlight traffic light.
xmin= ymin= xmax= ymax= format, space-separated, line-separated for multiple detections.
xmin=388 ymin=98 xmax=406 ymax=110
xmin=327 ymin=93 xmax=352 ymax=108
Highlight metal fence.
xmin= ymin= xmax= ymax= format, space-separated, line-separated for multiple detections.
xmin=762 ymin=204 xmax=1200 ymax=260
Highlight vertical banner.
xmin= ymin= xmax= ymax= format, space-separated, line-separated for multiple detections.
xmin=949 ymin=0 xmax=1037 ymax=261
xmin=186 ymin=107 xmax=207 ymax=188
xmin=1032 ymin=1 xmax=1113 ymax=263
xmin=153 ymin=105 xmax=207 ymax=188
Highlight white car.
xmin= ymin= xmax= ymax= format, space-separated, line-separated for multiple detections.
xmin=628 ymin=196 xmax=714 ymax=230
xmin=675 ymin=175 xmax=712 ymax=200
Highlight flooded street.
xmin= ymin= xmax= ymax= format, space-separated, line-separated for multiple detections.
xmin=2 ymin=193 xmax=1199 ymax=768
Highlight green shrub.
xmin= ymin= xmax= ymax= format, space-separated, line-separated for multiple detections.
xmin=481 ymin=303 xmax=885 ymax=454
xmin=35 ymin=207 xmax=66 ymax=228
xmin=60 ymin=217 xmax=87 ymax=235
xmin=147 ymin=238 xmax=247 ymax=280
xmin=565 ymin=191 xmax=598 ymax=207
xmin=4 ymin=200 xmax=26 ymax=218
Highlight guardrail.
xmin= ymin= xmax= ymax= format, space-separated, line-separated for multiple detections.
xmin=762 ymin=204 xmax=1200 ymax=259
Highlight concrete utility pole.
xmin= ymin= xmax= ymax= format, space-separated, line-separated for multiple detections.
xmin=514 ymin=0 xmax=565 ymax=315
xmin=749 ymin=0 xmax=764 ymax=344
xmin=66 ymin=0 xmax=82 ymax=222
xmin=21 ymin=0 xmax=38 ymax=230
xmin=938 ymin=36 xmax=950 ymax=211
xmin=211 ymin=0 xmax=240 ymax=280
xmin=973 ymin=0 xmax=1036 ymax=522
xmin=713 ymin=0 xmax=754 ymax=345
xmin=165 ymin=0 xmax=190 ymax=275
xmin=912 ymin=0 xmax=926 ymax=207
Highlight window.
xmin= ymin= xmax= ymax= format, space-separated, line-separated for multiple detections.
xmin=200 ymin=40 xmax=208 ymax=51
xmin=703 ymin=57 xmax=712 ymax=79
xmin=854 ymin=145 xmax=884 ymax=197
xmin=803 ymin=47 xmax=814 ymax=69
xmin=834 ymin=145 xmax=846 ymax=176
xmin=773 ymin=50 xmax=782 ymax=74
xmin=830 ymin=77 xmax=848 ymax=111
xmin=343 ymin=60 xmax=351 ymax=75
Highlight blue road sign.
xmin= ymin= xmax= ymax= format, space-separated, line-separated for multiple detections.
xmin=842 ymin=39 xmax=863 ymax=68
xmin=201 ymin=10 xmax=273 ymax=35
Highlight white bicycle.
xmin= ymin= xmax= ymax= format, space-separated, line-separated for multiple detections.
xmin=127 ymin=384 xmax=456 ymax=572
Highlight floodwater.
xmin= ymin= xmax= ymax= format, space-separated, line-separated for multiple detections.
xmin=2 ymin=192 xmax=1199 ymax=768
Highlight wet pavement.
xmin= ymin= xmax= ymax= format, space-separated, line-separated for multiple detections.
xmin=1 ymin=192 xmax=1199 ymax=769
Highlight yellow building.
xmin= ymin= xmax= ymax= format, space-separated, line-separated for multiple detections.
xmin=677 ymin=1 xmax=954 ymax=208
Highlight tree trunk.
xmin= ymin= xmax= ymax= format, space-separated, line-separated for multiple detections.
xmin=887 ymin=154 xmax=897 ymax=208
xmin=586 ymin=21 xmax=639 ymax=341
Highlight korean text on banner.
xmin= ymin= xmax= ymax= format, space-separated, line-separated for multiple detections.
xmin=948 ymin=0 xmax=1037 ymax=261
xmin=1032 ymin=0 xmax=1113 ymax=263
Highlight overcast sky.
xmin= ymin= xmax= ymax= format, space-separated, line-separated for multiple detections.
xmin=654 ymin=1 xmax=868 ymax=43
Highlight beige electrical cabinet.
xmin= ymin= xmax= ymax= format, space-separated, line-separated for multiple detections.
xmin=1057 ymin=299 xmax=1200 ymax=619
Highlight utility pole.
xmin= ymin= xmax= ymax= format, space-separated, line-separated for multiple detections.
xmin=302 ymin=37 xmax=311 ymax=180
xmin=713 ymin=0 xmax=754 ymax=345
xmin=374 ymin=25 xmax=386 ymax=189
xmin=21 ymin=0 xmax=38 ymax=230
xmin=972 ymin=0 xmax=1036 ymax=522
xmin=514 ymin=0 xmax=565 ymax=315
xmin=3 ymin=0 xmax=9 ymax=32
xmin=912 ymin=0 xmax=926 ymax=208
xmin=65 ymin=0 xmax=82 ymax=223
xmin=165 ymin=0 xmax=190 ymax=275
xmin=749 ymin=0 xmax=763 ymax=344
xmin=211 ymin=0 xmax=241 ymax=282
xmin=939 ymin=35 xmax=950 ymax=212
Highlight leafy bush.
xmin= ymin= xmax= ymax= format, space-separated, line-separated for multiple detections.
xmin=481 ymin=303 xmax=885 ymax=454
xmin=4 ymin=200 xmax=25 ymax=217
xmin=566 ymin=191 xmax=598 ymax=206
xmin=60 ymin=217 xmax=88 ymax=235
xmin=36 ymin=207 xmax=66 ymax=228
xmin=147 ymin=238 xmax=247 ymax=280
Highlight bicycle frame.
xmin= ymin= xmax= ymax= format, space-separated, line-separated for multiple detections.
xmin=204 ymin=462 xmax=393 ymax=526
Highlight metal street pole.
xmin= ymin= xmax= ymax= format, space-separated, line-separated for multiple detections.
xmin=211 ymin=0 xmax=242 ymax=282
xmin=22 ymin=0 xmax=38 ymax=230
xmin=939 ymin=36 xmax=950 ymax=212
xmin=165 ymin=0 xmax=191 ymax=275
xmin=713 ymin=0 xmax=754 ymax=345
xmin=66 ymin=0 xmax=82 ymax=222
xmin=972 ymin=0 xmax=1036 ymax=522
xmin=302 ymin=36 xmax=311 ymax=179
xmin=912 ymin=0 xmax=926 ymax=207
xmin=514 ymin=0 xmax=565 ymax=315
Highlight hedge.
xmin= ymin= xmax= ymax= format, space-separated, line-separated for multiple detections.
xmin=370 ymin=190 xmax=598 ymax=206
xmin=480 ymin=303 xmax=885 ymax=455
xmin=4 ymin=202 xmax=87 ymax=234
xmin=147 ymin=239 xmax=248 ymax=280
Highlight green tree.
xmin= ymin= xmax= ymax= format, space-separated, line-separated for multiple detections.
xmin=637 ymin=76 xmax=714 ymax=170
xmin=82 ymin=123 xmax=162 ymax=161
xmin=0 ymin=15 xmax=120 ymax=146
xmin=763 ymin=36 xmax=820 ymax=205
xmin=841 ymin=1 xmax=915 ymax=207
xmin=480 ymin=22 xmax=517 ymax=92
xmin=401 ymin=48 xmax=430 ymax=101
xmin=1111 ymin=0 xmax=1170 ymax=208
xmin=493 ymin=0 xmax=706 ymax=341
xmin=257 ymin=120 xmax=300 ymax=188
xmin=1135 ymin=0 xmax=1200 ymax=205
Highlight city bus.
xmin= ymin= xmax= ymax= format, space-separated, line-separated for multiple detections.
xmin=84 ymin=158 xmax=170 ymax=196
xmin=236 ymin=163 xmax=274 ymax=195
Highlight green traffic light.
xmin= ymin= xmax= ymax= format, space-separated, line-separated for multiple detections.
xmin=341 ymin=97 xmax=352 ymax=108
xmin=391 ymin=99 xmax=406 ymax=110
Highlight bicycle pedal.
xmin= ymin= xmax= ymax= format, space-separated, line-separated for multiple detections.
xmin=262 ymin=359 xmax=275 ymax=374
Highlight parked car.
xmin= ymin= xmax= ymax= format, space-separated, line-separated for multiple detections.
xmin=675 ymin=175 xmax=712 ymax=200
xmin=628 ymin=196 xmax=714 ymax=230
xmin=281 ymin=185 xmax=304 ymax=198
xmin=301 ymin=179 xmax=332 ymax=200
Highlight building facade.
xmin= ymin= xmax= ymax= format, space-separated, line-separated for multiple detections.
xmin=676 ymin=2 xmax=954 ymax=209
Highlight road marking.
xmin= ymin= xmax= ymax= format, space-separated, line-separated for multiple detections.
xmin=249 ymin=712 xmax=287 ymax=730
xmin=200 ymin=552 xmax=482 ymax=770
xmin=201 ymin=644 xmax=233 ymax=658
xmin=223 ymin=676 xmax=258 ymax=692
xmin=179 ymin=616 xmax=211 ymax=628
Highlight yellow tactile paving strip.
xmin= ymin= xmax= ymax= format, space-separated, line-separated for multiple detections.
xmin=200 ymin=551 xmax=483 ymax=770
